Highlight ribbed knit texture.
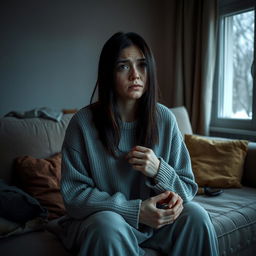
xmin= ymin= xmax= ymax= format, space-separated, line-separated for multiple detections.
xmin=61 ymin=103 xmax=198 ymax=229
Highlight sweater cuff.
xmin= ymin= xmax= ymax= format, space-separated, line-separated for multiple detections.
xmin=119 ymin=199 xmax=141 ymax=229
xmin=155 ymin=158 xmax=176 ymax=183
xmin=146 ymin=158 xmax=175 ymax=191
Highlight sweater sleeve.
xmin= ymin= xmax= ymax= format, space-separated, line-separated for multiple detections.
xmin=60 ymin=122 xmax=141 ymax=229
xmin=145 ymin=110 xmax=198 ymax=202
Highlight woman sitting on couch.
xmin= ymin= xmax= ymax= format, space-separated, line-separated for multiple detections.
xmin=59 ymin=31 xmax=219 ymax=256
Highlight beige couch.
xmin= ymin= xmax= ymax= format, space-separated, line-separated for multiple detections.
xmin=0 ymin=106 xmax=255 ymax=256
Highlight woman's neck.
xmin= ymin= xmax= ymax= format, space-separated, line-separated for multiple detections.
xmin=117 ymin=100 xmax=138 ymax=122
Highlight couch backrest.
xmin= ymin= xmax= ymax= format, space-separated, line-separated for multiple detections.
xmin=1 ymin=106 xmax=254 ymax=187
xmin=0 ymin=114 xmax=73 ymax=183
xmin=0 ymin=107 xmax=192 ymax=184
xmin=170 ymin=106 xmax=193 ymax=136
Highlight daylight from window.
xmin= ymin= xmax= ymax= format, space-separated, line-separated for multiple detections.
xmin=221 ymin=10 xmax=254 ymax=119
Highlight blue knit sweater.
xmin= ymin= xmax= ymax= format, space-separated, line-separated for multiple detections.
xmin=61 ymin=103 xmax=197 ymax=229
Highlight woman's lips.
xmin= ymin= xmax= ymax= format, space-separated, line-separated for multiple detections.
xmin=129 ymin=84 xmax=143 ymax=89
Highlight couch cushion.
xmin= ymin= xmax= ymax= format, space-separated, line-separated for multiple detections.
xmin=185 ymin=134 xmax=248 ymax=189
xmin=14 ymin=153 xmax=65 ymax=220
xmin=0 ymin=114 xmax=73 ymax=183
xmin=194 ymin=187 xmax=256 ymax=256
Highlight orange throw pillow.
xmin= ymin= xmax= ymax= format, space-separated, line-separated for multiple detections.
xmin=15 ymin=153 xmax=65 ymax=219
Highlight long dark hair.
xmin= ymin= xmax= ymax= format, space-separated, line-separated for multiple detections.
xmin=90 ymin=32 xmax=159 ymax=157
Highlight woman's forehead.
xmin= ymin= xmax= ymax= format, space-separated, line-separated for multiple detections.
xmin=118 ymin=45 xmax=145 ymax=60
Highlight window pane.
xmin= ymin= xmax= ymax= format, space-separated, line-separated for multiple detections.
xmin=220 ymin=10 xmax=254 ymax=119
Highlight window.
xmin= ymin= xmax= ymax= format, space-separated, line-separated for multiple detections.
xmin=211 ymin=0 xmax=256 ymax=141
xmin=221 ymin=10 xmax=254 ymax=120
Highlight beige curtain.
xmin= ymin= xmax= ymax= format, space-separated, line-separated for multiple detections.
xmin=165 ymin=0 xmax=218 ymax=135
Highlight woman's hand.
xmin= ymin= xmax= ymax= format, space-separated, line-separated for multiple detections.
xmin=139 ymin=191 xmax=183 ymax=229
xmin=126 ymin=146 xmax=160 ymax=178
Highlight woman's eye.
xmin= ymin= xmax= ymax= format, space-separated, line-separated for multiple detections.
xmin=117 ymin=64 xmax=129 ymax=71
xmin=138 ymin=62 xmax=147 ymax=70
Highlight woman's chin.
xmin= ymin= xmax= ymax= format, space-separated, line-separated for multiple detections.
xmin=128 ymin=91 xmax=144 ymax=99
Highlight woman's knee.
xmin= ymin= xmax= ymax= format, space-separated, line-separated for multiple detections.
xmin=180 ymin=202 xmax=213 ymax=228
xmin=74 ymin=211 xmax=140 ymax=255
xmin=83 ymin=211 xmax=132 ymax=239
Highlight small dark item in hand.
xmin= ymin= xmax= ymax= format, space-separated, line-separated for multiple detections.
xmin=204 ymin=187 xmax=223 ymax=196
xmin=156 ymin=203 xmax=169 ymax=209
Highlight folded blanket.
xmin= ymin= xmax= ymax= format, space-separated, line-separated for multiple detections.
xmin=0 ymin=180 xmax=48 ymax=223
xmin=5 ymin=107 xmax=63 ymax=122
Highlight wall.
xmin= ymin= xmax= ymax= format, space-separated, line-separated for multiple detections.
xmin=0 ymin=0 xmax=168 ymax=117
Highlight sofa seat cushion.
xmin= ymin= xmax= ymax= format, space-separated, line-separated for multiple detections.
xmin=0 ymin=230 xmax=72 ymax=256
xmin=194 ymin=187 xmax=256 ymax=256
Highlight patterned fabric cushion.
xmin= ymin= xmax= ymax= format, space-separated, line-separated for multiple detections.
xmin=194 ymin=187 xmax=256 ymax=256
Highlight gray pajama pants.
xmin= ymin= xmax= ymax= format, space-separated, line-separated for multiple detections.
xmin=52 ymin=202 xmax=219 ymax=256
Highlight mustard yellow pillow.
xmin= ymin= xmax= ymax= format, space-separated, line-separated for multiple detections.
xmin=184 ymin=134 xmax=248 ymax=188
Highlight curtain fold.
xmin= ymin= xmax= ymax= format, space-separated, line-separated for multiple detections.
xmin=166 ymin=0 xmax=218 ymax=135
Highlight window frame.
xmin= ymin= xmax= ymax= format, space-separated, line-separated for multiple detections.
xmin=210 ymin=0 xmax=256 ymax=141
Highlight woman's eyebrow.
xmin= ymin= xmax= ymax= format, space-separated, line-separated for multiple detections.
xmin=137 ymin=58 xmax=146 ymax=62
xmin=116 ymin=59 xmax=129 ymax=64
xmin=116 ymin=58 xmax=146 ymax=64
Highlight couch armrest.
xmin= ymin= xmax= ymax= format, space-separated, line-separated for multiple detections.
xmin=242 ymin=141 xmax=256 ymax=188
xmin=170 ymin=106 xmax=193 ymax=136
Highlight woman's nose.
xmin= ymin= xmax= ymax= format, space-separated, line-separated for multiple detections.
xmin=129 ymin=66 xmax=140 ymax=80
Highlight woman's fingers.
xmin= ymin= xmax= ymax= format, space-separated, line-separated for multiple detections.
xmin=126 ymin=146 xmax=152 ymax=160
xmin=158 ymin=204 xmax=183 ymax=226
xmin=157 ymin=193 xmax=184 ymax=225
xmin=158 ymin=191 xmax=178 ymax=206
xmin=128 ymin=157 xmax=145 ymax=165
xmin=139 ymin=192 xmax=184 ymax=229
xmin=173 ymin=204 xmax=184 ymax=220
xmin=132 ymin=145 xmax=149 ymax=152
xmin=126 ymin=150 xmax=145 ymax=159
xmin=126 ymin=145 xmax=160 ymax=178
xmin=153 ymin=191 xmax=171 ymax=202
xmin=167 ymin=193 xmax=179 ymax=207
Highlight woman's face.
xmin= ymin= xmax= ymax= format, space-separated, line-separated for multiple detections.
xmin=114 ymin=45 xmax=147 ymax=104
